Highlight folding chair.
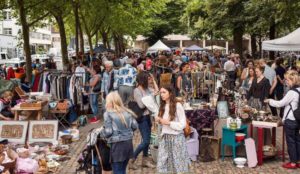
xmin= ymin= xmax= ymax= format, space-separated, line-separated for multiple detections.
xmin=50 ymin=109 xmax=70 ymax=129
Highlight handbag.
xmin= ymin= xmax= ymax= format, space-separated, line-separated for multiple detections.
xmin=57 ymin=100 xmax=68 ymax=110
xmin=184 ymin=119 xmax=191 ymax=137
xmin=128 ymin=100 xmax=145 ymax=122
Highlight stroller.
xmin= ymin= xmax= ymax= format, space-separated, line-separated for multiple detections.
xmin=76 ymin=129 xmax=109 ymax=174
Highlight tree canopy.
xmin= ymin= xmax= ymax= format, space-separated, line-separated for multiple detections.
xmin=1 ymin=0 xmax=300 ymax=67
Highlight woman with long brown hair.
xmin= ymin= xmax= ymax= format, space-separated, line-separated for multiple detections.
xmin=155 ymin=85 xmax=190 ymax=173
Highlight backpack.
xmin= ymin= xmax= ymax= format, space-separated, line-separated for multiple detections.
xmin=286 ymin=88 xmax=300 ymax=121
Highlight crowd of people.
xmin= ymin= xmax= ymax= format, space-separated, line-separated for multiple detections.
xmin=0 ymin=49 xmax=300 ymax=172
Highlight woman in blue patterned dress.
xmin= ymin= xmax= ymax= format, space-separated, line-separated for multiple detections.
xmin=155 ymin=85 xmax=190 ymax=173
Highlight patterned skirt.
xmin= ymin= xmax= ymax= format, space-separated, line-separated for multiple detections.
xmin=157 ymin=133 xmax=190 ymax=174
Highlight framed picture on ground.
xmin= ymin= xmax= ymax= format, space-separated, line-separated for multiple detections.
xmin=0 ymin=121 xmax=29 ymax=144
xmin=217 ymin=101 xmax=229 ymax=118
xmin=28 ymin=120 xmax=58 ymax=143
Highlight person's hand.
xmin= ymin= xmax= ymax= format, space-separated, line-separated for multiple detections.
xmin=4 ymin=117 xmax=12 ymax=121
xmin=159 ymin=118 xmax=170 ymax=125
xmin=154 ymin=116 xmax=160 ymax=123
xmin=264 ymin=99 xmax=270 ymax=103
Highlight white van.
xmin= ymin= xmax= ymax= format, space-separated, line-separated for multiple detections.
xmin=0 ymin=52 xmax=25 ymax=66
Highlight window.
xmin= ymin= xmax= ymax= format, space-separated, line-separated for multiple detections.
xmin=42 ymin=34 xmax=50 ymax=40
xmin=2 ymin=11 xmax=12 ymax=20
xmin=3 ymin=28 xmax=12 ymax=35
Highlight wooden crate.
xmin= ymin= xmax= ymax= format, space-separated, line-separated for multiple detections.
xmin=200 ymin=135 xmax=221 ymax=160
xmin=20 ymin=102 xmax=42 ymax=109
xmin=15 ymin=86 xmax=28 ymax=99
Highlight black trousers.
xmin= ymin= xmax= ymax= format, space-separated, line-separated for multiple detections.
xmin=275 ymin=86 xmax=284 ymax=117
xmin=269 ymin=92 xmax=278 ymax=116
xmin=284 ymin=119 xmax=300 ymax=163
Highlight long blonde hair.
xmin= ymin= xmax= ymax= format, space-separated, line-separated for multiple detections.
xmin=284 ymin=70 xmax=300 ymax=87
xmin=105 ymin=91 xmax=137 ymax=127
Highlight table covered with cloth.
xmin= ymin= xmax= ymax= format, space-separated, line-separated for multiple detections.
xmin=185 ymin=109 xmax=216 ymax=135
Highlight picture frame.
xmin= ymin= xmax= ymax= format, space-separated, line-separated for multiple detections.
xmin=217 ymin=101 xmax=229 ymax=118
xmin=28 ymin=120 xmax=58 ymax=143
xmin=0 ymin=121 xmax=29 ymax=144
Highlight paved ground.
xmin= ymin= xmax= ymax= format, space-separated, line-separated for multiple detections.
xmin=56 ymin=122 xmax=300 ymax=174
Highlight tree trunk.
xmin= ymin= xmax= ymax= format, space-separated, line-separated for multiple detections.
xmin=72 ymin=0 xmax=79 ymax=59
xmin=250 ymin=33 xmax=257 ymax=58
xmin=95 ymin=31 xmax=98 ymax=48
xmin=55 ymin=14 xmax=69 ymax=70
xmin=79 ymin=23 xmax=84 ymax=54
xmin=233 ymin=26 xmax=244 ymax=58
xmin=113 ymin=34 xmax=119 ymax=56
xmin=269 ymin=19 xmax=276 ymax=60
xmin=101 ymin=31 xmax=108 ymax=48
xmin=17 ymin=0 xmax=32 ymax=82
xmin=87 ymin=34 xmax=94 ymax=56
xmin=258 ymin=35 xmax=262 ymax=59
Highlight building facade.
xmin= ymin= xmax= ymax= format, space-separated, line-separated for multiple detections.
xmin=0 ymin=9 xmax=52 ymax=57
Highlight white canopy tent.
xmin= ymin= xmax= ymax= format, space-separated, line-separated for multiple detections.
xmin=262 ymin=27 xmax=300 ymax=51
xmin=184 ymin=45 xmax=205 ymax=51
xmin=147 ymin=40 xmax=171 ymax=52
xmin=204 ymin=45 xmax=226 ymax=50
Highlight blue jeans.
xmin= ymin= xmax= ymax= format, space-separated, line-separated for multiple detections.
xmin=112 ymin=159 xmax=129 ymax=174
xmin=284 ymin=119 xmax=300 ymax=163
xmin=133 ymin=116 xmax=152 ymax=158
xmin=89 ymin=94 xmax=99 ymax=117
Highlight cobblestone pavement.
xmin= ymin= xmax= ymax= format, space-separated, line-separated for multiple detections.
xmin=57 ymin=122 xmax=300 ymax=174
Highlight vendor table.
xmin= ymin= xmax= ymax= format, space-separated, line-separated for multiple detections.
xmin=250 ymin=124 xmax=285 ymax=166
xmin=185 ymin=109 xmax=216 ymax=135
xmin=11 ymin=101 xmax=48 ymax=120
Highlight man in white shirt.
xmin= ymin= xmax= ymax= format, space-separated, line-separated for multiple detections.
xmin=224 ymin=55 xmax=236 ymax=89
xmin=75 ymin=60 xmax=86 ymax=84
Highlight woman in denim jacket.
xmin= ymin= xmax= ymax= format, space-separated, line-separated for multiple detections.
xmin=100 ymin=91 xmax=138 ymax=174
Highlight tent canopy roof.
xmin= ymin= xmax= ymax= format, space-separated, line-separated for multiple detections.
xmin=204 ymin=45 xmax=225 ymax=50
xmin=147 ymin=40 xmax=171 ymax=51
xmin=262 ymin=27 xmax=300 ymax=51
xmin=184 ymin=45 xmax=204 ymax=51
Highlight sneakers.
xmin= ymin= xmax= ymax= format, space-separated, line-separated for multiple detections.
xmin=282 ymin=162 xmax=297 ymax=169
xmin=142 ymin=156 xmax=156 ymax=169
xmin=128 ymin=159 xmax=138 ymax=170
xmin=89 ymin=117 xmax=99 ymax=124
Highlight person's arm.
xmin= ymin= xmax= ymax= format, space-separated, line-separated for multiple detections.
xmin=113 ymin=70 xmax=119 ymax=90
xmin=262 ymin=79 xmax=271 ymax=101
xmin=241 ymin=68 xmax=248 ymax=80
xmin=0 ymin=113 xmax=11 ymax=120
xmin=100 ymin=74 xmax=105 ymax=93
xmin=246 ymin=79 xmax=255 ymax=100
xmin=99 ymin=112 xmax=113 ymax=138
xmin=277 ymin=75 xmax=284 ymax=85
xmin=131 ymin=116 xmax=138 ymax=131
xmin=89 ymin=75 xmax=100 ymax=87
xmin=169 ymin=103 xmax=186 ymax=131
xmin=176 ymin=75 xmax=182 ymax=91
xmin=270 ymin=76 xmax=277 ymax=94
xmin=268 ymin=90 xmax=295 ymax=108
xmin=150 ymin=74 xmax=159 ymax=95
xmin=133 ymin=88 xmax=146 ymax=109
